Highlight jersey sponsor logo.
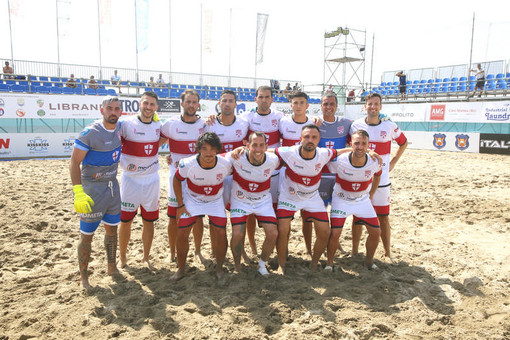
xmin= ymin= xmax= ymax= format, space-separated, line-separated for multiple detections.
xmin=93 ymin=172 xmax=104 ymax=179
xmin=325 ymin=141 xmax=335 ymax=148
xmin=217 ymin=173 xmax=223 ymax=182
xmin=455 ymin=134 xmax=470 ymax=151
xmin=352 ymin=183 xmax=361 ymax=191
xmin=188 ymin=143 xmax=195 ymax=153
xmin=224 ymin=144 xmax=234 ymax=152
xmin=433 ymin=133 xmax=446 ymax=149
xmin=235 ymin=190 xmax=245 ymax=199
xmin=204 ymin=187 xmax=213 ymax=195
xmin=127 ymin=163 xmax=137 ymax=171
xmin=337 ymin=126 xmax=344 ymax=134
xmin=249 ymin=183 xmax=259 ymax=191
xmin=302 ymin=177 xmax=311 ymax=185
xmin=144 ymin=144 xmax=154 ymax=155
xmin=288 ymin=187 xmax=296 ymax=195
xmin=134 ymin=128 xmax=145 ymax=135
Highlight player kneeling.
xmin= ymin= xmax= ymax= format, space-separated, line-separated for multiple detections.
xmin=326 ymin=129 xmax=382 ymax=270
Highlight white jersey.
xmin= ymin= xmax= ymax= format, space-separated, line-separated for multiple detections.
xmin=350 ymin=118 xmax=406 ymax=186
xmin=226 ymin=152 xmax=280 ymax=203
xmin=119 ymin=116 xmax=161 ymax=176
xmin=241 ymin=109 xmax=284 ymax=148
xmin=204 ymin=116 xmax=249 ymax=153
xmin=160 ymin=116 xmax=206 ymax=173
xmin=279 ymin=115 xmax=311 ymax=147
xmin=175 ymin=155 xmax=232 ymax=204
xmin=276 ymin=145 xmax=336 ymax=201
xmin=328 ymin=152 xmax=382 ymax=203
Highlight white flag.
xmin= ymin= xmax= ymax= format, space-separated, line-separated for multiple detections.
xmin=202 ymin=8 xmax=213 ymax=54
xmin=256 ymin=13 xmax=269 ymax=64
xmin=136 ymin=0 xmax=149 ymax=53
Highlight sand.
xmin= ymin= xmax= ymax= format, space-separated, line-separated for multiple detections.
xmin=0 ymin=150 xmax=509 ymax=339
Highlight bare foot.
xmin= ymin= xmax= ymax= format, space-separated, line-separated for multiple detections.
xmin=276 ymin=266 xmax=286 ymax=275
xmin=108 ymin=266 xmax=120 ymax=276
xmin=143 ymin=259 xmax=155 ymax=271
xmin=385 ymin=255 xmax=395 ymax=264
xmin=80 ymin=278 xmax=92 ymax=290
xmin=194 ymin=252 xmax=206 ymax=265
xmin=171 ymin=269 xmax=185 ymax=281
xmin=242 ymin=250 xmax=251 ymax=264
xmin=309 ymin=262 xmax=319 ymax=271
xmin=118 ymin=254 xmax=127 ymax=268
xmin=234 ymin=263 xmax=242 ymax=273
xmin=215 ymin=267 xmax=225 ymax=280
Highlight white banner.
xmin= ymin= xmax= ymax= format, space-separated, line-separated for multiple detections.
xmin=256 ymin=13 xmax=269 ymax=64
xmin=404 ymin=131 xmax=480 ymax=153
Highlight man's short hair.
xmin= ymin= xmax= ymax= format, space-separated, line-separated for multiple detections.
xmin=352 ymin=129 xmax=370 ymax=139
xmin=321 ymin=92 xmax=338 ymax=105
xmin=142 ymin=91 xmax=158 ymax=101
xmin=365 ymin=92 xmax=382 ymax=103
xmin=248 ymin=131 xmax=267 ymax=144
xmin=290 ymin=91 xmax=309 ymax=102
xmin=102 ymin=96 xmax=120 ymax=107
xmin=220 ymin=89 xmax=237 ymax=101
xmin=196 ymin=132 xmax=222 ymax=153
xmin=181 ymin=89 xmax=200 ymax=102
xmin=256 ymin=85 xmax=273 ymax=97
xmin=301 ymin=124 xmax=320 ymax=134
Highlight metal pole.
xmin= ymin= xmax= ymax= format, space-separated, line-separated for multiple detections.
xmin=228 ymin=8 xmax=232 ymax=87
xmin=7 ymin=0 xmax=14 ymax=67
xmin=468 ymin=13 xmax=475 ymax=78
xmin=254 ymin=14 xmax=258 ymax=90
xmin=200 ymin=3 xmax=203 ymax=86
xmin=322 ymin=30 xmax=326 ymax=93
xmin=369 ymin=33 xmax=375 ymax=91
xmin=55 ymin=0 xmax=61 ymax=77
xmin=96 ymin=0 xmax=103 ymax=79
xmin=168 ymin=0 xmax=172 ymax=83
xmin=134 ymin=0 xmax=139 ymax=82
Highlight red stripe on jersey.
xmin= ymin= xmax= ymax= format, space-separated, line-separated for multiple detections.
xmin=370 ymin=140 xmax=391 ymax=155
xmin=175 ymin=169 xmax=185 ymax=181
xmin=282 ymin=138 xmax=300 ymax=147
xmin=167 ymin=138 xmax=197 ymax=155
xmin=121 ymin=139 xmax=159 ymax=157
xmin=336 ymin=176 xmax=373 ymax=192
xmin=221 ymin=140 xmax=245 ymax=153
xmin=285 ymin=166 xmax=322 ymax=187
xmin=395 ymin=133 xmax=407 ymax=146
xmin=186 ymin=178 xmax=223 ymax=196
xmin=233 ymin=169 xmax=271 ymax=193
xmin=248 ymin=129 xmax=280 ymax=147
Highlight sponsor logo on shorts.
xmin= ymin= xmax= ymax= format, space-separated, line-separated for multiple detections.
xmin=121 ymin=201 xmax=135 ymax=208
xmin=127 ymin=163 xmax=137 ymax=171
xmin=288 ymin=187 xmax=295 ymax=195
xmin=331 ymin=209 xmax=346 ymax=215
xmin=231 ymin=208 xmax=246 ymax=214
xmin=455 ymin=134 xmax=469 ymax=151
xmin=80 ymin=212 xmax=103 ymax=218
xmin=278 ymin=201 xmax=296 ymax=209
xmin=433 ymin=133 xmax=446 ymax=149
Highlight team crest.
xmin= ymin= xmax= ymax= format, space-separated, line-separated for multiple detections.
xmin=380 ymin=131 xmax=387 ymax=138
xmin=271 ymin=119 xmax=278 ymax=127
xmin=144 ymin=144 xmax=154 ymax=155
xmin=325 ymin=141 xmax=335 ymax=148
xmin=352 ymin=183 xmax=361 ymax=191
xmin=264 ymin=168 xmax=271 ymax=177
xmin=224 ymin=144 xmax=233 ymax=152
xmin=199 ymin=128 xmax=204 ymax=134
xmin=217 ymin=174 xmax=223 ymax=181
xmin=337 ymin=126 xmax=344 ymax=134
xmin=249 ymin=183 xmax=259 ymax=191
xmin=302 ymin=177 xmax=311 ymax=185
xmin=433 ymin=133 xmax=446 ymax=149
xmin=204 ymin=187 xmax=213 ymax=195
xmin=369 ymin=143 xmax=377 ymax=151
xmin=112 ymin=150 xmax=120 ymax=162
xmin=288 ymin=187 xmax=295 ymax=195
xmin=455 ymin=134 xmax=469 ymax=151
xmin=315 ymin=163 xmax=322 ymax=172
xmin=235 ymin=129 xmax=242 ymax=137
xmin=365 ymin=170 xmax=371 ymax=178
xmin=188 ymin=143 xmax=195 ymax=152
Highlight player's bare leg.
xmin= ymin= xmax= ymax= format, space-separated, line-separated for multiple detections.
xmin=365 ymin=225 xmax=381 ymax=268
xmin=118 ymin=220 xmax=132 ymax=268
xmin=171 ymin=225 xmax=192 ymax=281
xmin=210 ymin=224 xmax=227 ymax=280
xmin=141 ymin=219 xmax=155 ymax=270
xmin=246 ymin=214 xmax=258 ymax=256
xmin=326 ymin=227 xmax=343 ymax=268
xmin=377 ymin=215 xmax=393 ymax=263
xmin=193 ymin=218 xmax=206 ymax=264
xmin=258 ymin=223 xmax=278 ymax=276
xmin=231 ymin=223 xmax=246 ymax=272
xmin=78 ymin=233 xmax=93 ymax=289
xmin=167 ymin=216 xmax=178 ymax=262
xmin=351 ymin=222 xmax=363 ymax=255
xmin=310 ymin=220 xmax=330 ymax=271
xmin=104 ymin=224 xmax=120 ymax=276
xmin=301 ymin=210 xmax=313 ymax=257
xmin=276 ymin=218 xmax=292 ymax=275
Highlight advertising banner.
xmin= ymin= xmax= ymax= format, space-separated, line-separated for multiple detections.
xmin=405 ymin=131 xmax=480 ymax=153
xmin=479 ymin=133 xmax=510 ymax=155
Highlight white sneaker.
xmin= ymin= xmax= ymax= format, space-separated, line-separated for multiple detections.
xmin=324 ymin=265 xmax=333 ymax=271
xmin=258 ymin=265 xmax=269 ymax=276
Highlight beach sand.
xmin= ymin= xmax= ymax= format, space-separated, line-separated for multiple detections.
xmin=0 ymin=150 xmax=509 ymax=339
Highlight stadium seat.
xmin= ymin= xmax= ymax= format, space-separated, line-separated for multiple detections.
xmin=39 ymin=76 xmax=49 ymax=81
xmin=107 ymin=89 xmax=117 ymax=96
xmin=50 ymin=87 xmax=62 ymax=94
xmin=84 ymin=88 xmax=96 ymax=95
xmin=170 ymin=89 xmax=178 ymax=98
xmin=97 ymin=88 xmax=108 ymax=96
xmin=0 ymin=84 xmax=9 ymax=92
xmin=145 ymin=87 xmax=153 ymax=92
xmin=51 ymin=77 xmax=62 ymax=87
xmin=73 ymin=87 xmax=83 ymax=95
xmin=62 ymin=87 xmax=73 ymax=94
xmin=38 ymin=86 xmax=51 ymax=94
xmin=459 ymin=85 xmax=467 ymax=92
xmin=497 ymin=82 xmax=507 ymax=90
xmin=424 ymin=87 xmax=431 ymax=94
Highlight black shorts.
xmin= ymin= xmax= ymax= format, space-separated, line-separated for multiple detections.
xmin=475 ymin=79 xmax=485 ymax=88
xmin=399 ymin=85 xmax=406 ymax=94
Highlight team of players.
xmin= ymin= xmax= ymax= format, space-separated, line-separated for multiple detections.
xmin=70 ymin=87 xmax=407 ymax=287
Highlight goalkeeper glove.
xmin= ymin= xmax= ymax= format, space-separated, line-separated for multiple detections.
xmin=73 ymin=184 xmax=94 ymax=214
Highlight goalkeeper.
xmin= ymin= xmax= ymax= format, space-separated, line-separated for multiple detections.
xmin=69 ymin=96 xmax=123 ymax=289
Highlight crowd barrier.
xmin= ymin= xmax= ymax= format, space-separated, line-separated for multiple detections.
xmin=0 ymin=94 xmax=509 ymax=158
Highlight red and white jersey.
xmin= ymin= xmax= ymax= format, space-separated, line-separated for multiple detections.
xmin=241 ymin=109 xmax=284 ymax=148
xmin=279 ymin=115 xmax=311 ymax=147
xmin=276 ymin=145 xmax=336 ymax=201
xmin=160 ymin=116 xmax=206 ymax=173
xmin=175 ymin=155 xmax=232 ymax=204
xmin=119 ymin=116 xmax=161 ymax=176
xmin=328 ymin=152 xmax=382 ymax=203
xmin=350 ymin=118 xmax=407 ymax=186
xmin=204 ymin=116 xmax=249 ymax=153
xmin=225 ymin=152 xmax=280 ymax=203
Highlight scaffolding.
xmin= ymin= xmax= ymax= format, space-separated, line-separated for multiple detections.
xmin=323 ymin=26 xmax=367 ymax=103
